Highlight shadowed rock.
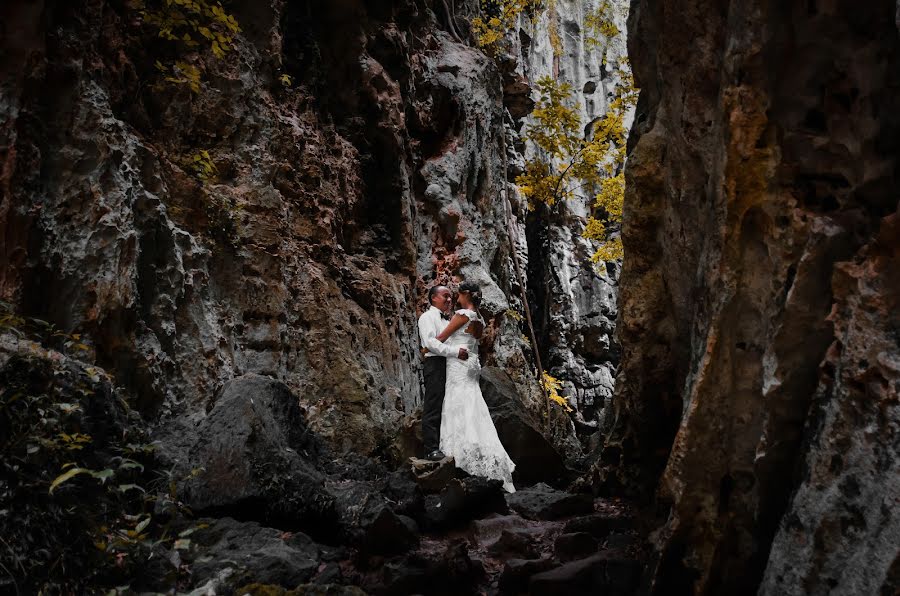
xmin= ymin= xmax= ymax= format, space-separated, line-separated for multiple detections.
xmin=155 ymin=375 xmax=336 ymax=536
xmin=506 ymin=483 xmax=594 ymax=520
xmin=480 ymin=367 xmax=567 ymax=486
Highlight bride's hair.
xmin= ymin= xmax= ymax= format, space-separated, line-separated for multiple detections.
xmin=458 ymin=281 xmax=482 ymax=307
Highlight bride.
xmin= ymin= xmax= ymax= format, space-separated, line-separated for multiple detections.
xmin=433 ymin=282 xmax=516 ymax=493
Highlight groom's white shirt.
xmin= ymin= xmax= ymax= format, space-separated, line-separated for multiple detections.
xmin=418 ymin=306 xmax=458 ymax=358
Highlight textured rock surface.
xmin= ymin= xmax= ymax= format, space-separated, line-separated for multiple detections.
xmin=0 ymin=0 xmax=575 ymax=461
xmin=155 ymin=374 xmax=336 ymax=535
xmin=599 ymin=0 xmax=900 ymax=594
xmin=510 ymin=0 xmax=630 ymax=421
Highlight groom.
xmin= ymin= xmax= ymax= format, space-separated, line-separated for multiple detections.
xmin=418 ymin=285 xmax=469 ymax=461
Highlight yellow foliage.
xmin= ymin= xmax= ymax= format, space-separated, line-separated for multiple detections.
xmin=584 ymin=1 xmax=624 ymax=53
xmin=514 ymin=64 xmax=636 ymax=269
xmin=187 ymin=150 xmax=217 ymax=182
xmin=542 ymin=372 xmax=572 ymax=412
xmin=471 ymin=0 xmax=541 ymax=50
xmin=133 ymin=0 xmax=241 ymax=92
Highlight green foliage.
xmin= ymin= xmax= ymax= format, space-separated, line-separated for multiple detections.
xmin=132 ymin=0 xmax=241 ymax=93
xmin=0 ymin=354 xmax=156 ymax=591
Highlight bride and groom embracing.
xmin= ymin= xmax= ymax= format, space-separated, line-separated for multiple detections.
xmin=417 ymin=282 xmax=516 ymax=493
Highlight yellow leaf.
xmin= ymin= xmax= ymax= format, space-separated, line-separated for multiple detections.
xmin=49 ymin=467 xmax=91 ymax=494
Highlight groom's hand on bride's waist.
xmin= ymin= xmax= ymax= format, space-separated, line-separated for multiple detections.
xmin=458 ymin=348 xmax=469 ymax=360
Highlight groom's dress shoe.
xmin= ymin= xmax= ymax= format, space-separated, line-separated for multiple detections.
xmin=426 ymin=450 xmax=446 ymax=461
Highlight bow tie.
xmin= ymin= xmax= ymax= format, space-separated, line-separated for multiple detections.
xmin=440 ymin=312 xmax=451 ymax=321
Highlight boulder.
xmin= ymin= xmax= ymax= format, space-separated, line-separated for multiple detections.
xmin=554 ymin=532 xmax=599 ymax=562
xmin=326 ymin=478 xmax=419 ymax=556
xmin=424 ymin=477 xmax=508 ymax=530
xmin=480 ymin=367 xmax=568 ymax=485
xmin=409 ymin=456 xmax=457 ymax=492
xmin=158 ymin=374 xmax=336 ymax=536
xmin=498 ymin=557 xmax=556 ymax=595
xmin=487 ymin=528 xmax=541 ymax=559
xmin=529 ymin=550 xmax=642 ymax=596
xmin=506 ymin=483 xmax=594 ymax=520
xmin=186 ymin=517 xmax=320 ymax=590
xmin=562 ymin=512 xmax=635 ymax=539
xmin=155 ymin=375 xmax=336 ymax=536
xmin=380 ymin=539 xmax=485 ymax=595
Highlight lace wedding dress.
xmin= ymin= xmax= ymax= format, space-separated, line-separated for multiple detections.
xmin=440 ymin=308 xmax=516 ymax=493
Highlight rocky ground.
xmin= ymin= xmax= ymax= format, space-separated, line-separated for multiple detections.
xmin=0 ymin=334 xmax=645 ymax=594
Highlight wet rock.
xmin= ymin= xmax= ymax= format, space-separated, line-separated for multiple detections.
xmin=506 ymin=483 xmax=594 ymax=521
xmin=155 ymin=375 xmax=336 ymax=536
xmin=498 ymin=557 xmax=556 ymax=595
xmin=186 ymin=517 xmax=319 ymax=590
xmin=480 ymin=368 xmax=567 ymax=485
xmin=554 ymin=532 xmax=599 ymax=562
xmin=409 ymin=456 xmax=457 ymax=493
xmin=424 ymin=477 xmax=508 ymax=529
xmin=529 ymin=550 xmax=641 ymax=596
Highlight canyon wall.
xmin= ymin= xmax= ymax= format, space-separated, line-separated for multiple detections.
xmin=600 ymin=0 xmax=900 ymax=594
xmin=1 ymin=0 xmax=552 ymax=456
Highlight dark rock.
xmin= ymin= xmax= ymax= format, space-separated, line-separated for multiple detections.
xmin=603 ymin=532 xmax=638 ymax=550
xmin=424 ymin=477 xmax=508 ymax=529
xmin=562 ymin=513 xmax=635 ymax=539
xmin=506 ymin=483 xmax=594 ymax=520
xmin=498 ymin=557 xmax=556 ymax=595
xmin=155 ymin=375 xmax=335 ymax=536
xmin=311 ymin=562 xmax=343 ymax=585
xmin=487 ymin=528 xmax=540 ymax=559
xmin=409 ymin=455 xmax=457 ymax=492
xmin=380 ymin=540 xmax=484 ymax=596
xmin=327 ymin=478 xmax=419 ymax=555
xmin=529 ymin=550 xmax=642 ymax=596
xmin=187 ymin=517 xmax=320 ymax=590
xmin=480 ymin=368 xmax=568 ymax=486
xmin=237 ymin=584 xmax=366 ymax=596
xmin=555 ymin=532 xmax=599 ymax=562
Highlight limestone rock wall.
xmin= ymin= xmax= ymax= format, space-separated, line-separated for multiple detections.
xmin=0 ymin=0 xmax=547 ymax=456
xmin=601 ymin=0 xmax=900 ymax=594
xmin=509 ymin=0 xmax=630 ymax=424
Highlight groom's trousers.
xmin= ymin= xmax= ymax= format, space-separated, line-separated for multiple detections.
xmin=422 ymin=356 xmax=447 ymax=454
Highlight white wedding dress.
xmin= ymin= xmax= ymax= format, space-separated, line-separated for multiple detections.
xmin=440 ymin=308 xmax=516 ymax=493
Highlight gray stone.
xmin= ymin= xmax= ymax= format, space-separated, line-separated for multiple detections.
xmin=155 ymin=374 xmax=336 ymax=535
xmin=187 ymin=517 xmax=319 ymax=590
xmin=506 ymin=483 xmax=594 ymax=520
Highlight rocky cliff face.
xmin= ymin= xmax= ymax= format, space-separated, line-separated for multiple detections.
xmin=602 ymin=1 xmax=900 ymax=594
xmin=1 ymin=0 xmax=557 ymax=457
xmin=498 ymin=0 xmax=630 ymax=444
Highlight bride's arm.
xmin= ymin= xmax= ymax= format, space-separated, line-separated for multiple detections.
xmin=435 ymin=313 xmax=469 ymax=343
